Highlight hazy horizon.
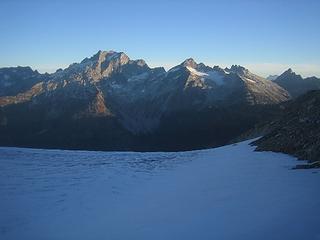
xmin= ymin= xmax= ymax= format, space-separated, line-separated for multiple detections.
xmin=2 ymin=56 xmax=320 ymax=79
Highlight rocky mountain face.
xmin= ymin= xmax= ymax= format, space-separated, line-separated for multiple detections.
xmin=162 ymin=60 xmax=289 ymax=110
xmin=250 ymin=90 xmax=320 ymax=166
xmin=275 ymin=69 xmax=320 ymax=98
xmin=0 ymin=50 xmax=292 ymax=151
xmin=0 ymin=66 xmax=47 ymax=97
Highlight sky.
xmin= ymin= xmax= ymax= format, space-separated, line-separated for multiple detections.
xmin=0 ymin=0 xmax=320 ymax=77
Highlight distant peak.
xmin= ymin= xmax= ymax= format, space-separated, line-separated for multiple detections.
xmin=230 ymin=65 xmax=247 ymax=71
xmin=13 ymin=66 xmax=33 ymax=71
xmin=96 ymin=49 xmax=116 ymax=55
xmin=83 ymin=50 xmax=130 ymax=65
xmin=181 ymin=58 xmax=198 ymax=68
xmin=212 ymin=65 xmax=226 ymax=72
xmin=94 ymin=50 xmax=111 ymax=58
xmin=284 ymin=68 xmax=294 ymax=74
xmin=226 ymin=65 xmax=249 ymax=75
xmin=280 ymin=68 xmax=298 ymax=77
xmin=135 ymin=59 xmax=147 ymax=67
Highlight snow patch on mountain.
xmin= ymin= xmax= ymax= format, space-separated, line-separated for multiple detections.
xmin=206 ymin=71 xmax=226 ymax=86
xmin=186 ymin=66 xmax=226 ymax=86
xmin=243 ymin=77 xmax=257 ymax=83
xmin=186 ymin=66 xmax=208 ymax=77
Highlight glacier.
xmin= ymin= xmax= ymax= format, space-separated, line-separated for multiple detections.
xmin=0 ymin=139 xmax=319 ymax=240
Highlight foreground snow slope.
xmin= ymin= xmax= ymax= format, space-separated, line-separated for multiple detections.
xmin=0 ymin=140 xmax=319 ymax=240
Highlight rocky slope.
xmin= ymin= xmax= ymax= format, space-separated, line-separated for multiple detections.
xmin=164 ymin=60 xmax=289 ymax=110
xmin=248 ymin=90 xmax=320 ymax=165
xmin=0 ymin=50 xmax=292 ymax=151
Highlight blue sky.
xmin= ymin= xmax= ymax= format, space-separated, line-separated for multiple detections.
xmin=1 ymin=0 xmax=320 ymax=77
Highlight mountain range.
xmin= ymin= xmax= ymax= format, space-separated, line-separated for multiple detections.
xmin=1 ymin=50 xmax=320 ymax=151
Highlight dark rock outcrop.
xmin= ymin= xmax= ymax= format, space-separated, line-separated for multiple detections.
xmin=252 ymin=90 xmax=320 ymax=164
